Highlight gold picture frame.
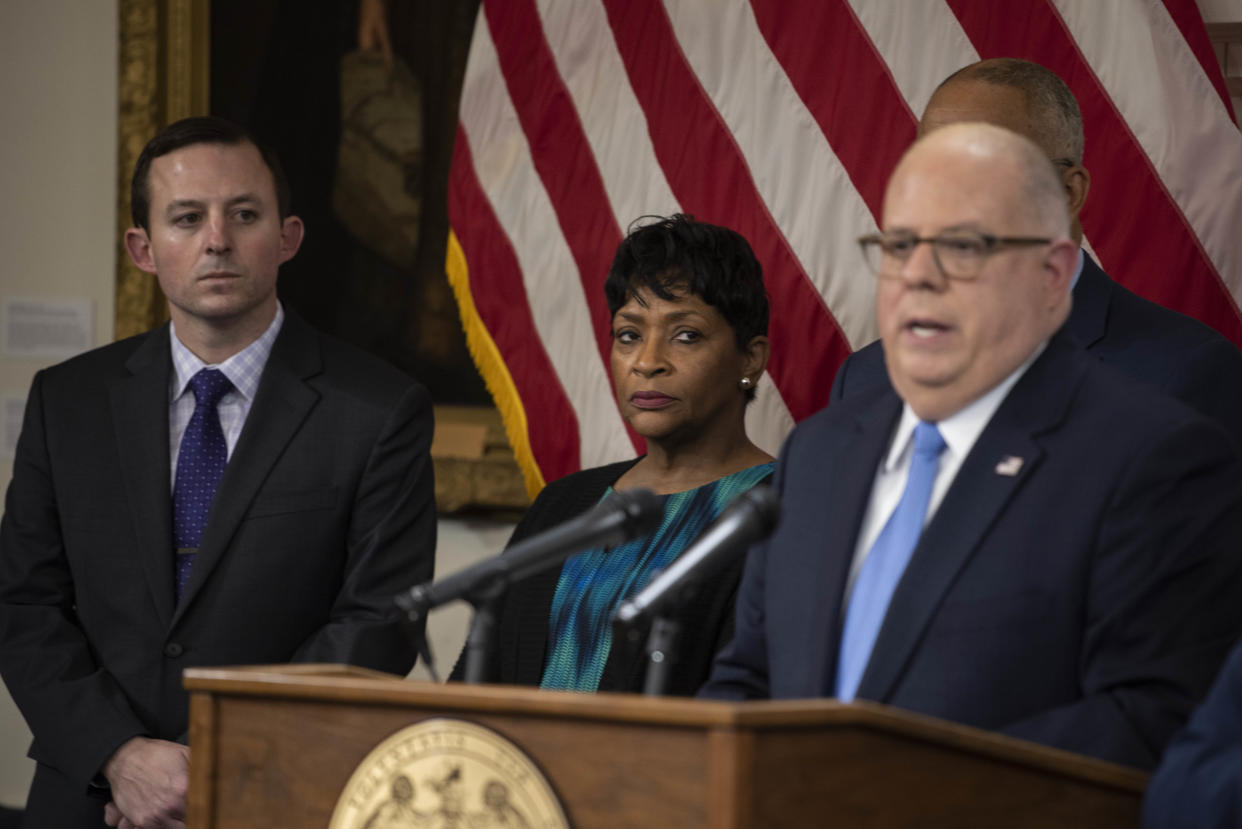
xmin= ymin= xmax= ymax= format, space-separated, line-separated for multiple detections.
xmin=115 ymin=0 xmax=209 ymax=340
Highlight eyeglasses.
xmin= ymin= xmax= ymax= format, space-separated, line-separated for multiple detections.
xmin=857 ymin=230 xmax=1054 ymax=281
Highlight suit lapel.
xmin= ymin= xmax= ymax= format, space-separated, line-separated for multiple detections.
xmin=856 ymin=335 xmax=1084 ymax=702
xmin=111 ymin=327 xmax=177 ymax=628
xmin=806 ymin=391 xmax=902 ymax=696
xmin=1067 ymin=252 xmax=1112 ymax=350
xmin=171 ymin=313 xmax=323 ymax=623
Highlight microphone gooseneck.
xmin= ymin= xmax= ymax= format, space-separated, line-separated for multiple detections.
xmin=395 ymin=487 xmax=664 ymax=621
xmin=614 ymin=485 xmax=780 ymax=627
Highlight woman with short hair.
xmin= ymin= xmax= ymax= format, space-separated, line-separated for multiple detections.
xmin=454 ymin=214 xmax=774 ymax=695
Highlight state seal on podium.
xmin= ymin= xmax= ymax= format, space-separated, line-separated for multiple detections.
xmin=328 ymin=718 xmax=570 ymax=828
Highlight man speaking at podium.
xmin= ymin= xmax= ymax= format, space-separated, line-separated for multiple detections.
xmin=701 ymin=122 xmax=1242 ymax=771
xmin=0 ymin=117 xmax=436 ymax=828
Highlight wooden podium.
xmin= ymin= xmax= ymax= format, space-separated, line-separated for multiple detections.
xmin=184 ymin=665 xmax=1145 ymax=828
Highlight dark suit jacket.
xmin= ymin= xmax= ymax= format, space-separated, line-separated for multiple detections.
xmin=0 ymin=310 xmax=436 ymax=825
xmin=830 ymin=253 xmax=1242 ymax=453
xmin=702 ymin=331 xmax=1242 ymax=769
xmin=1143 ymin=639 xmax=1242 ymax=827
xmin=451 ymin=458 xmax=758 ymax=695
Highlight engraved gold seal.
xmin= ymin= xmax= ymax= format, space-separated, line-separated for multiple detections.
xmin=328 ymin=718 xmax=570 ymax=829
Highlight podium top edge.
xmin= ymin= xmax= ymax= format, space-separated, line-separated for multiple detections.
xmin=183 ymin=664 xmax=1147 ymax=792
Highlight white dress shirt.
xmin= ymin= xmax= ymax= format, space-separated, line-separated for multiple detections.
xmin=167 ymin=303 xmax=284 ymax=488
xmin=843 ymin=341 xmax=1048 ymax=601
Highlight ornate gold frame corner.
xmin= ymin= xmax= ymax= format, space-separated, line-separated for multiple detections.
xmin=116 ymin=0 xmax=210 ymax=340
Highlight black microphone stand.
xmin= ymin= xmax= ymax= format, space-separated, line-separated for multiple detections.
xmin=636 ymin=580 xmax=704 ymax=696
xmin=459 ymin=582 xmax=507 ymax=685
xmin=398 ymin=575 xmax=508 ymax=685
xmin=616 ymin=486 xmax=781 ymax=696
xmin=641 ymin=614 xmax=683 ymax=696
xmin=615 ymin=574 xmax=690 ymax=697
xmin=394 ymin=586 xmax=442 ymax=682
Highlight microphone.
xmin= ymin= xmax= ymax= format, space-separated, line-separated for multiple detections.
xmin=395 ymin=487 xmax=664 ymax=620
xmin=613 ymin=485 xmax=779 ymax=627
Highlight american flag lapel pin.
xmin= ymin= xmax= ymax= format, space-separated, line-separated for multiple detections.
xmin=995 ymin=455 xmax=1024 ymax=476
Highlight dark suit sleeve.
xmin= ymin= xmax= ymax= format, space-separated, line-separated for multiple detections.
xmin=1143 ymin=640 xmax=1242 ymax=827
xmin=0 ymin=372 xmax=147 ymax=790
xmin=1164 ymin=335 xmax=1242 ymax=458
xmin=696 ymin=535 xmax=770 ymax=700
xmin=1000 ymin=417 xmax=1242 ymax=768
xmin=289 ymin=380 xmax=436 ymax=674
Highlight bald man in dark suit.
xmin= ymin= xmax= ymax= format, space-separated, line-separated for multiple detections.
xmin=703 ymin=123 xmax=1242 ymax=771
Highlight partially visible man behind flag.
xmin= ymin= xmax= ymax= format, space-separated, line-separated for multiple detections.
xmin=446 ymin=0 xmax=1242 ymax=489
xmin=830 ymin=56 xmax=1242 ymax=452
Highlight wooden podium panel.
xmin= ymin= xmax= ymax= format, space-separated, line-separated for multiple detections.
xmin=184 ymin=665 xmax=1145 ymax=828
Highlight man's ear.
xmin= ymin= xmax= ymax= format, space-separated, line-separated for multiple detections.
xmin=742 ymin=335 xmax=770 ymax=385
xmin=1044 ymin=239 xmax=1078 ymax=305
xmin=124 ymin=228 xmax=158 ymax=274
xmin=279 ymin=215 xmax=305 ymax=264
xmin=1062 ymin=164 xmax=1090 ymax=221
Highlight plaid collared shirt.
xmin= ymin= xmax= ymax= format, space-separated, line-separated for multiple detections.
xmin=168 ymin=303 xmax=284 ymax=489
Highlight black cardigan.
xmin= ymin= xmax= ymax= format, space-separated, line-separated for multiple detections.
xmin=451 ymin=458 xmax=766 ymax=695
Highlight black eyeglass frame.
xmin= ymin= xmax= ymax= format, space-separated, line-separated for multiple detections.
xmin=857 ymin=231 xmax=1054 ymax=280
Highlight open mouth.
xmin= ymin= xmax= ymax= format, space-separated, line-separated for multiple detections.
xmin=905 ymin=319 xmax=950 ymax=339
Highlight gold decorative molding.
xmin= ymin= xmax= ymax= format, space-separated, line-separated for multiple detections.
xmin=432 ymin=406 xmax=531 ymax=512
xmin=166 ymin=0 xmax=210 ymax=120
xmin=115 ymin=0 xmax=210 ymax=340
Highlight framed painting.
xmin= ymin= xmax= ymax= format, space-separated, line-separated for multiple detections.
xmin=116 ymin=0 xmax=526 ymax=509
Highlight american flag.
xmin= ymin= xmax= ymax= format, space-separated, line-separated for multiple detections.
xmin=446 ymin=0 xmax=1242 ymax=494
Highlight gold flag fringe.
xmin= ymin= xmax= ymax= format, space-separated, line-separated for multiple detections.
xmin=444 ymin=230 xmax=546 ymax=499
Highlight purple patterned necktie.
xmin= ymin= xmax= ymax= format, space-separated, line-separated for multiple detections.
xmin=173 ymin=368 xmax=233 ymax=602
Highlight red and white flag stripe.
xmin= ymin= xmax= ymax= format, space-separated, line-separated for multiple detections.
xmin=447 ymin=0 xmax=1242 ymax=494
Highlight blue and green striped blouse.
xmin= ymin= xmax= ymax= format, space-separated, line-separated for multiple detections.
xmin=540 ymin=462 xmax=774 ymax=692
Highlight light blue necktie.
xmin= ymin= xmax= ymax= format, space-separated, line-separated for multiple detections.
xmin=836 ymin=421 xmax=946 ymax=702
xmin=172 ymin=368 xmax=232 ymax=602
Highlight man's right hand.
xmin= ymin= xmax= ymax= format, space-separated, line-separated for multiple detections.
xmin=102 ymin=736 xmax=189 ymax=828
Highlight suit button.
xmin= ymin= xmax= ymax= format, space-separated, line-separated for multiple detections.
xmin=164 ymin=642 xmax=184 ymax=658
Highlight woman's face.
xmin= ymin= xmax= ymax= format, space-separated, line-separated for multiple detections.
xmin=610 ymin=285 xmax=756 ymax=445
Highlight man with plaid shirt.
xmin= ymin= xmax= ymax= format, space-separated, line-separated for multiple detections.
xmin=0 ymin=117 xmax=436 ymax=828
